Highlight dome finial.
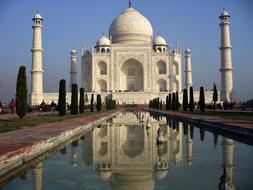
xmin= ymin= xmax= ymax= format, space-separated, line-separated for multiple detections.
xmin=129 ymin=0 xmax=132 ymax=8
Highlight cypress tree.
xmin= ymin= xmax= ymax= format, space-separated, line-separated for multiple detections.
xmin=172 ymin=93 xmax=176 ymax=111
xmin=58 ymin=79 xmax=66 ymax=116
xmin=183 ymin=89 xmax=188 ymax=111
xmin=199 ymin=86 xmax=205 ymax=112
xmin=165 ymin=95 xmax=169 ymax=110
xmin=79 ymin=88 xmax=84 ymax=113
xmin=16 ymin=65 xmax=27 ymax=120
xmin=168 ymin=94 xmax=172 ymax=110
xmin=71 ymin=84 xmax=78 ymax=115
xmin=176 ymin=92 xmax=179 ymax=111
xmin=96 ymin=94 xmax=102 ymax=111
xmin=90 ymin=94 xmax=94 ymax=112
xmin=189 ymin=86 xmax=194 ymax=112
xmin=159 ymin=100 xmax=163 ymax=110
xmin=213 ymin=83 xmax=218 ymax=110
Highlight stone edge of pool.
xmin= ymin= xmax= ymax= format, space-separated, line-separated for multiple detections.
xmin=145 ymin=109 xmax=253 ymax=140
xmin=0 ymin=110 xmax=122 ymax=178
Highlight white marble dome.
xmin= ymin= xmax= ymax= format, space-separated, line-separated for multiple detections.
xmin=155 ymin=170 xmax=168 ymax=181
xmin=154 ymin=35 xmax=166 ymax=46
xmin=96 ymin=36 xmax=111 ymax=46
xmin=185 ymin=48 xmax=191 ymax=54
xmin=220 ymin=9 xmax=230 ymax=17
xmin=71 ymin=49 xmax=77 ymax=54
xmin=34 ymin=12 xmax=42 ymax=20
xmin=109 ymin=7 xmax=153 ymax=44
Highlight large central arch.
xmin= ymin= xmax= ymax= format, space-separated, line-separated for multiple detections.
xmin=120 ymin=58 xmax=144 ymax=92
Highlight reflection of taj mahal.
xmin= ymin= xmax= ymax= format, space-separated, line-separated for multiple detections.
xmin=29 ymin=112 xmax=236 ymax=190
xmin=82 ymin=112 xmax=184 ymax=190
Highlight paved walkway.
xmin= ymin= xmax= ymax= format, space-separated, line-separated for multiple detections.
xmin=0 ymin=109 xmax=121 ymax=159
xmin=0 ymin=111 xmax=57 ymax=120
xmin=147 ymin=109 xmax=253 ymax=130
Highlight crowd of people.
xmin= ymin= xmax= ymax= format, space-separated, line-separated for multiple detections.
xmin=0 ymin=99 xmax=59 ymax=114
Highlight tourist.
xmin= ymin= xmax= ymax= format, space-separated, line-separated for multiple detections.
xmin=39 ymin=100 xmax=46 ymax=112
xmin=50 ymin=100 xmax=56 ymax=112
xmin=0 ymin=100 xmax=3 ymax=114
xmin=9 ymin=99 xmax=16 ymax=114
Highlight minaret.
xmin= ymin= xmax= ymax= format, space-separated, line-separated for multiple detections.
xmin=31 ymin=12 xmax=44 ymax=105
xmin=220 ymin=137 xmax=234 ymax=189
xmin=70 ymin=49 xmax=77 ymax=90
xmin=34 ymin=162 xmax=43 ymax=190
xmin=186 ymin=125 xmax=192 ymax=166
xmin=219 ymin=9 xmax=233 ymax=101
xmin=184 ymin=48 xmax=193 ymax=92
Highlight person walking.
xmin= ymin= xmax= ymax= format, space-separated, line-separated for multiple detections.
xmin=9 ymin=99 xmax=16 ymax=114
xmin=0 ymin=100 xmax=3 ymax=114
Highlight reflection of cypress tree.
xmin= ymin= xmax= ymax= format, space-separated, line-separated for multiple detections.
xmin=190 ymin=125 xmax=194 ymax=139
xmin=172 ymin=120 xmax=176 ymax=129
xmin=200 ymin=128 xmax=205 ymax=141
xmin=176 ymin=121 xmax=179 ymax=131
xmin=80 ymin=135 xmax=85 ymax=141
xmin=19 ymin=171 xmax=27 ymax=180
xmin=72 ymin=140 xmax=79 ymax=147
xmin=183 ymin=123 xmax=188 ymax=135
xmin=166 ymin=116 xmax=169 ymax=125
xmin=169 ymin=119 xmax=172 ymax=128
xmin=60 ymin=147 xmax=67 ymax=155
xmin=213 ymin=133 xmax=218 ymax=147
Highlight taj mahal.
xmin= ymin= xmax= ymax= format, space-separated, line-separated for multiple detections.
xmin=29 ymin=2 xmax=233 ymax=105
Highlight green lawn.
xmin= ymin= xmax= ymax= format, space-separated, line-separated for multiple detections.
xmin=0 ymin=112 xmax=94 ymax=133
xmin=184 ymin=110 xmax=253 ymax=121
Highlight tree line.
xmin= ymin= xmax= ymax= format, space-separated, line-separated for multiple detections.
xmin=149 ymin=86 xmax=212 ymax=113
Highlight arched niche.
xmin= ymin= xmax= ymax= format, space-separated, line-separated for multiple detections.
xmin=120 ymin=58 xmax=144 ymax=92
xmin=98 ymin=79 xmax=107 ymax=92
xmin=157 ymin=60 xmax=166 ymax=74
xmin=157 ymin=79 xmax=167 ymax=92
xmin=172 ymin=61 xmax=179 ymax=75
xmin=98 ymin=61 xmax=107 ymax=75
xmin=121 ymin=126 xmax=144 ymax=158
xmin=172 ymin=79 xmax=179 ymax=92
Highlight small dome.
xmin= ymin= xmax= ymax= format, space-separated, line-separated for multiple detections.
xmin=33 ymin=12 xmax=43 ymax=20
xmin=96 ymin=36 xmax=111 ymax=46
xmin=155 ymin=170 xmax=168 ymax=181
xmin=71 ymin=49 xmax=77 ymax=54
xmin=109 ymin=7 xmax=153 ymax=44
xmin=185 ymin=48 xmax=191 ymax=54
xmin=154 ymin=35 xmax=166 ymax=46
xmin=219 ymin=9 xmax=230 ymax=18
xmin=99 ymin=171 xmax=112 ymax=181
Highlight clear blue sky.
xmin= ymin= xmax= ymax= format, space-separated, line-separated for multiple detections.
xmin=0 ymin=0 xmax=252 ymax=103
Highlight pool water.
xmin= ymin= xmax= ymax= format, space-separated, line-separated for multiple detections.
xmin=2 ymin=111 xmax=253 ymax=190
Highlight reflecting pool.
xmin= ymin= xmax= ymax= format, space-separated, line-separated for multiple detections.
xmin=1 ymin=111 xmax=253 ymax=190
